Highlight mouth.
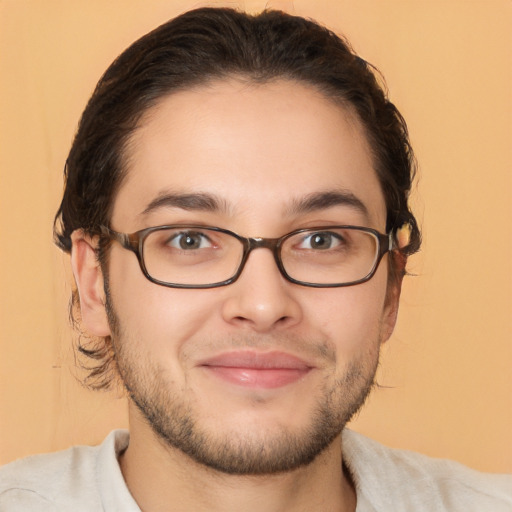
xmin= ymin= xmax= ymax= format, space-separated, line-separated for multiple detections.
xmin=198 ymin=351 xmax=314 ymax=389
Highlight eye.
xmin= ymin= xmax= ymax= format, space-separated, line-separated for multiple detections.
xmin=168 ymin=231 xmax=213 ymax=250
xmin=297 ymin=231 xmax=342 ymax=250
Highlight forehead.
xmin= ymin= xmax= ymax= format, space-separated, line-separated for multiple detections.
xmin=112 ymin=79 xmax=386 ymax=231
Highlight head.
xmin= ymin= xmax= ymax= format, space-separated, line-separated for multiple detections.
xmin=55 ymin=7 xmax=421 ymax=474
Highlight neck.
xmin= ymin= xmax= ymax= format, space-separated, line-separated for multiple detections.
xmin=119 ymin=411 xmax=356 ymax=512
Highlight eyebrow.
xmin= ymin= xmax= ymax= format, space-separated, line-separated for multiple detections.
xmin=141 ymin=191 xmax=229 ymax=216
xmin=286 ymin=190 xmax=369 ymax=218
xmin=140 ymin=189 xmax=368 ymax=220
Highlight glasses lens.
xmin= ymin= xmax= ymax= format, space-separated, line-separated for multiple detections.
xmin=142 ymin=227 xmax=244 ymax=286
xmin=281 ymin=228 xmax=379 ymax=285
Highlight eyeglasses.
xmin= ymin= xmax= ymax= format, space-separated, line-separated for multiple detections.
xmin=100 ymin=225 xmax=394 ymax=289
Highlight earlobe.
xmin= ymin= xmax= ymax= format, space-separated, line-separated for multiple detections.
xmin=70 ymin=230 xmax=111 ymax=337
xmin=381 ymin=279 xmax=403 ymax=344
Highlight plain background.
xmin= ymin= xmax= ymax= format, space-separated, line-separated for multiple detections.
xmin=0 ymin=0 xmax=510 ymax=473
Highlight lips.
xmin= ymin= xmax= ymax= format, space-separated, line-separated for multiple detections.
xmin=199 ymin=351 xmax=313 ymax=389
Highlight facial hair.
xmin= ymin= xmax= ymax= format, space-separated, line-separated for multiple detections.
xmin=106 ymin=292 xmax=380 ymax=476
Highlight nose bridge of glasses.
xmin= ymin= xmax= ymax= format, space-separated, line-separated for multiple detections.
xmin=243 ymin=236 xmax=283 ymax=270
xmin=247 ymin=237 xmax=280 ymax=250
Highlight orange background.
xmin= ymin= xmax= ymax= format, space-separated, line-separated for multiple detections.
xmin=1 ymin=0 xmax=510 ymax=473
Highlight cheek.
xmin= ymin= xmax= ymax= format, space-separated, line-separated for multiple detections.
xmin=107 ymin=251 xmax=220 ymax=352
xmin=307 ymin=273 xmax=389 ymax=354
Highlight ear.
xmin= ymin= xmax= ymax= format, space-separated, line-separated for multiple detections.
xmin=380 ymin=277 xmax=403 ymax=344
xmin=70 ymin=230 xmax=111 ymax=337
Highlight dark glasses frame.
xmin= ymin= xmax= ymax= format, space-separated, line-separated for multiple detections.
xmin=99 ymin=224 xmax=394 ymax=289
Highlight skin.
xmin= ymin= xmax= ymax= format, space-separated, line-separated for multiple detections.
xmin=71 ymin=79 xmax=401 ymax=512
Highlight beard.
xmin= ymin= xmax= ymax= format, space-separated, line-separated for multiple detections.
xmin=106 ymin=293 xmax=380 ymax=476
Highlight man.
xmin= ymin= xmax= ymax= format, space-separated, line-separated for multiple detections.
xmin=0 ymin=7 xmax=510 ymax=511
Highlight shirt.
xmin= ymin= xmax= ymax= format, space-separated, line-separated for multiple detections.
xmin=1 ymin=429 xmax=511 ymax=511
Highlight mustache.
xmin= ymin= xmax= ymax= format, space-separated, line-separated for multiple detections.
xmin=182 ymin=332 xmax=337 ymax=365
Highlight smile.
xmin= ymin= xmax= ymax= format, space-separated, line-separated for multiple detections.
xmin=199 ymin=351 xmax=313 ymax=389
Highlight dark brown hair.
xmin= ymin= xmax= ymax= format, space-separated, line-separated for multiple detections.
xmin=54 ymin=7 xmax=421 ymax=388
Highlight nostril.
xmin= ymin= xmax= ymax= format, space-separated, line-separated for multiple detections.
xmin=280 ymin=316 xmax=299 ymax=330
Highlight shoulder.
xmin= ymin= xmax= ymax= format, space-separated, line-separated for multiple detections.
xmin=342 ymin=429 xmax=512 ymax=512
xmin=0 ymin=430 xmax=131 ymax=511
xmin=0 ymin=444 xmax=99 ymax=511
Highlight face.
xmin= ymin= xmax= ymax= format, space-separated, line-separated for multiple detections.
xmin=75 ymin=79 xmax=399 ymax=474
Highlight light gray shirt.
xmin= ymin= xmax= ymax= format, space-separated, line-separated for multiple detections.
xmin=1 ymin=430 xmax=511 ymax=511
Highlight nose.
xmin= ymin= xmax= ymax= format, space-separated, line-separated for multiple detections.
xmin=221 ymin=248 xmax=303 ymax=333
